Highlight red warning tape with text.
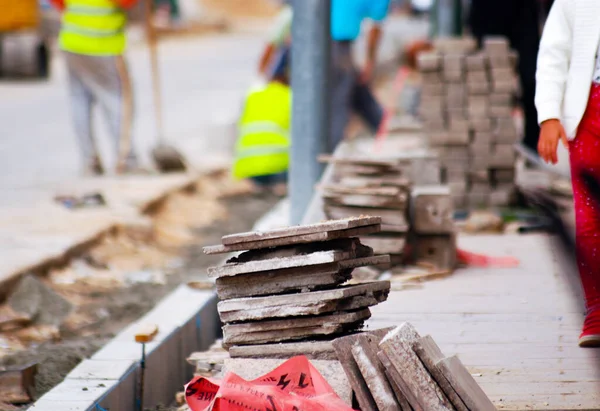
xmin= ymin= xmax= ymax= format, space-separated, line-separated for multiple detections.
xmin=185 ymin=356 xmax=356 ymax=411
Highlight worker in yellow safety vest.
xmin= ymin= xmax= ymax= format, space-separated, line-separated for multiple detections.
xmin=234 ymin=46 xmax=291 ymax=193
xmin=50 ymin=0 xmax=140 ymax=175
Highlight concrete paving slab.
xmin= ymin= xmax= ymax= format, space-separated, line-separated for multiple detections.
xmin=228 ymin=341 xmax=336 ymax=360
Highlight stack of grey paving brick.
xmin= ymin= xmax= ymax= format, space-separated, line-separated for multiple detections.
xmin=332 ymin=323 xmax=496 ymax=411
xmin=319 ymin=157 xmax=412 ymax=266
xmin=417 ymin=36 xmax=519 ymax=210
xmin=410 ymin=185 xmax=457 ymax=271
xmin=203 ymin=217 xmax=392 ymax=359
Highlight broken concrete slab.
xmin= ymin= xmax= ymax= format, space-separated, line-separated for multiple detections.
xmin=436 ymin=355 xmax=496 ymax=411
xmin=324 ymin=206 xmax=408 ymax=229
xmin=352 ymin=334 xmax=402 ymax=411
xmin=339 ymin=176 xmax=411 ymax=189
xmin=319 ymin=155 xmax=403 ymax=168
xmin=0 ymin=363 xmax=37 ymax=405
xmin=360 ymin=236 xmax=406 ymax=255
xmin=208 ymin=250 xmax=354 ymax=279
xmin=8 ymin=275 xmax=73 ymax=327
xmin=203 ymin=225 xmax=381 ymax=255
xmin=218 ymin=281 xmax=390 ymax=323
xmin=226 ymin=238 xmax=367 ymax=264
xmin=411 ymin=186 xmax=454 ymax=234
xmin=222 ymin=358 xmax=352 ymax=405
xmin=332 ymin=328 xmax=395 ymax=411
xmin=412 ymin=336 xmax=468 ymax=411
xmin=321 ymin=185 xmax=406 ymax=198
xmin=222 ymin=309 xmax=371 ymax=346
xmin=221 ymin=216 xmax=381 ymax=246
xmin=380 ymin=338 xmax=453 ymax=410
xmin=229 ymin=341 xmax=337 ymax=360
xmin=324 ymin=194 xmax=407 ymax=210
xmin=216 ymin=264 xmax=350 ymax=300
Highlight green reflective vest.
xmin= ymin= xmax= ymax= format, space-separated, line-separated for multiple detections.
xmin=59 ymin=0 xmax=127 ymax=56
xmin=233 ymin=81 xmax=292 ymax=180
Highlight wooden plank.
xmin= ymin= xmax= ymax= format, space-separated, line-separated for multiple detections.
xmin=412 ymin=336 xmax=468 ymax=411
xmin=436 ymin=356 xmax=496 ymax=411
xmin=221 ymin=217 xmax=381 ymax=245
xmin=203 ymin=225 xmax=381 ymax=254
xmin=352 ymin=334 xmax=402 ymax=411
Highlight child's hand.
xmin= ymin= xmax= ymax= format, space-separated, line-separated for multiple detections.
xmin=538 ymin=119 xmax=568 ymax=164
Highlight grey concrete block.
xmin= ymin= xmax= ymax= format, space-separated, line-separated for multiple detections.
xmin=361 ymin=236 xmax=407 ymax=255
xmin=433 ymin=37 xmax=476 ymax=54
xmin=217 ymin=281 xmax=391 ymax=323
xmin=483 ymin=36 xmax=510 ymax=54
xmin=414 ymin=234 xmax=457 ymax=270
xmin=411 ymin=185 xmax=454 ymax=234
xmin=467 ymin=95 xmax=490 ymax=118
xmin=493 ymin=78 xmax=518 ymax=93
xmin=468 ymin=191 xmax=490 ymax=209
xmin=490 ymin=144 xmax=516 ymax=167
xmin=489 ymin=104 xmax=512 ymax=117
xmin=473 ymin=131 xmax=493 ymax=145
xmin=443 ymin=53 xmax=464 ymax=72
xmin=446 ymin=107 xmax=466 ymax=121
xmin=444 ymin=166 xmax=468 ymax=183
xmin=422 ymin=71 xmax=443 ymax=84
xmin=467 ymin=70 xmax=488 ymax=83
xmin=325 ymin=206 xmax=408 ymax=228
xmin=422 ymin=82 xmax=445 ymax=96
xmin=443 ymin=69 xmax=463 ymax=83
xmin=449 ymin=118 xmax=470 ymax=133
xmin=491 ymin=67 xmax=515 ymax=82
xmin=490 ymin=186 xmax=516 ymax=206
xmin=492 ymin=168 xmax=516 ymax=183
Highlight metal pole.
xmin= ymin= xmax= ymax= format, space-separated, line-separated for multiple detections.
xmin=289 ymin=0 xmax=331 ymax=225
xmin=431 ymin=0 xmax=462 ymax=37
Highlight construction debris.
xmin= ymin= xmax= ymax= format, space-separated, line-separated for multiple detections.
xmin=0 ymin=363 xmax=37 ymax=405
xmin=203 ymin=217 xmax=391 ymax=357
xmin=333 ymin=323 xmax=496 ymax=411
xmin=417 ymin=36 xmax=519 ymax=209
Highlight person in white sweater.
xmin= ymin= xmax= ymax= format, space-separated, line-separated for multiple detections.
xmin=536 ymin=0 xmax=600 ymax=347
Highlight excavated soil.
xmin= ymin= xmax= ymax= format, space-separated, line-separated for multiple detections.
xmin=0 ymin=171 xmax=280 ymax=405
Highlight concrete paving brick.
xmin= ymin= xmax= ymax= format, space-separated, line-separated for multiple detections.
xmin=467 ymin=80 xmax=490 ymax=95
xmin=352 ymin=335 xmax=402 ymax=411
xmin=465 ymin=52 xmax=487 ymax=70
xmin=489 ymin=104 xmax=512 ymax=117
xmin=411 ymin=186 xmax=454 ymax=234
xmin=468 ymin=191 xmax=490 ymax=208
xmin=492 ymin=168 xmax=516 ymax=183
xmin=446 ymin=107 xmax=466 ymax=121
xmin=467 ymin=70 xmax=488 ymax=83
xmin=443 ymin=69 xmax=463 ymax=83
xmin=380 ymin=337 xmax=453 ymax=410
xmin=229 ymin=341 xmax=337 ymax=360
xmin=332 ymin=328 xmax=395 ymax=411
xmin=493 ymin=78 xmax=518 ymax=93
xmin=222 ymin=309 xmax=372 ymax=346
xmin=422 ymin=72 xmax=443 ymax=84
xmin=490 ymin=67 xmax=515 ymax=82
xmin=223 ymin=358 xmax=353 ymax=405
xmin=422 ymin=82 xmax=445 ymax=96
xmin=449 ymin=118 xmax=470 ymax=133
xmin=490 ymin=144 xmax=516 ymax=167
xmin=489 ymin=92 xmax=513 ymax=106
xmin=469 ymin=170 xmax=491 ymax=183
xmin=436 ymin=355 xmax=496 ymax=411
xmin=444 ymin=167 xmax=467 ymax=183
xmin=324 ymin=194 xmax=407 ymax=210
xmin=470 ymin=117 xmax=492 ymax=132
xmin=414 ymin=234 xmax=457 ymax=270
xmin=221 ymin=217 xmax=381 ymax=246
xmin=417 ymin=52 xmax=442 ymax=72
xmin=433 ymin=37 xmax=476 ymax=54
xmin=218 ymin=281 xmax=391 ymax=323
xmin=413 ymin=336 xmax=469 ymax=411
xmin=483 ymin=36 xmax=510 ymax=54
xmin=429 ymin=131 xmax=450 ymax=146
xmin=488 ymin=53 xmax=512 ymax=68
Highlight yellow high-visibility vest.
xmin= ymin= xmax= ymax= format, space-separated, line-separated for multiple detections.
xmin=59 ymin=0 xmax=127 ymax=56
xmin=233 ymin=81 xmax=292 ymax=180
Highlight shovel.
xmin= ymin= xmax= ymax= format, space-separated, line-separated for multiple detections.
xmin=145 ymin=0 xmax=187 ymax=172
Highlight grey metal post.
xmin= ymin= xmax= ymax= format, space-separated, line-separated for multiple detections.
xmin=289 ymin=0 xmax=331 ymax=225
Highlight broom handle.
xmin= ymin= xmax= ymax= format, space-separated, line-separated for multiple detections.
xmin=145 ymin=0 xmax=165 ymax=140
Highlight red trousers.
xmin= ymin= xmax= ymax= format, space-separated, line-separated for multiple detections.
xmin=570 ymin=83 xmax=600 ymax=314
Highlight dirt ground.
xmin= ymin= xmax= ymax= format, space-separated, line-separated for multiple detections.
xmin=0 ymin=173 xmax=280 ymax=408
